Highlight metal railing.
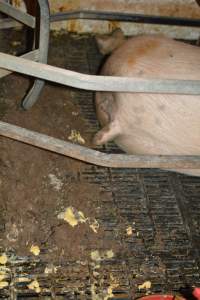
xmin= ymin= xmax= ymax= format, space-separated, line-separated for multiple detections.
xmin=0 ymin=0 xmax=200 ymax=170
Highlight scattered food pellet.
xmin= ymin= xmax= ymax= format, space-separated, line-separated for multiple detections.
xmin=30 ymin=245 xmax=40 ymax=256
xmin=72 ymin=111 xmax=79 ymax=116
xmin=91 ymin=280 xmax=119 ymax=300
xmin=91 ymin=250 xmax=114 ymax=261
xmin=94 ymin=264 xmax=100 ymax=269
xmin=138 ymin=281 xmax=152 ymax=290
xmin=44 ymin=264 xmax=57 ymax=274
xmin=68 ymin=130 xmax=85 ymax=144
xmin=58 ymin=206 xmax=87 ymax=227
xmin=105 ymin=286 xmax=114 ymax=300
xmin=91 ymin=250 xmax=101 ymax=261
xmin=126 ymin=226 xmax=133 ymax=236
xmin=17 ymin=277 xmax=31 ymax=283
xmin=106 ymin=282 xmax=119 ymax=300
xmin=0 ymin=267 xmax=10 ymax=274
xmin=106 ymin=250 xmax=114 ymax=259
xmin=0 ymin=275 xmax=5 ymax=281
xmin=48 ymin=174 xmax=63 ymax=191
xmin=44 ymin=267 xmax=52 ymax=274
xmin=6 ymin=223 xmax=19 ymax=242
xmin=58 ymin=207 xmax=99 ymax=233
xmin=89 ymin=219 xmax=99 ymax=233
xmin=11 ymin=41 xmax=22 ymax=47
xmin=93 ymin=271 xmax=99 ymax=277
xmin=0 ymin=281 xmax=8 ymax=289
xmin=0 ymin=255 xmax=8 ymax=265
xmin=28 ymin=279 xmax=41 ymax=293
xmin=77 ymin=211 xmax=87 ymax=223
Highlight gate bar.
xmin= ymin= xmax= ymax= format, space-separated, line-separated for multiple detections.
xmin=51 ymin=10 xmax=200 ymax=28
xmin=0 ymin=1 xmax=35 ymax=28
xmin=0 ymin=50 xmax=39 ymax=79
xmin=0 ymin=121 xmax=200 ymax=169
xmin=1 ymin=9 xmax=200 ymax=30
xmin=0 ymin=52 xmax=200 ymax=95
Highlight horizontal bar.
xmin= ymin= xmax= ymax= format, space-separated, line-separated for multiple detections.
xmin=0 ymin=17 xmax=19 ymax=29
xmin=1 ymin=10 xmax=200 ymax=30
xmin=0 ymin=1 xmax=35 ymax=28
xmin=0 ymin=121 xmax=200 ymax=169
xmin=0 ymin=50 xmax=39 ymax=78
xmin=50 ymin=10 xmax=200 ymax=28
xmin=0 ymin=52 xmax=200 ymax=95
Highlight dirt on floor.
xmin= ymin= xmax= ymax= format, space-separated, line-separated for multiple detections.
xmin=1 ymin=29 xmax=200 ymax=299
xmin=0 ymin=31 xmax=121 ymax=265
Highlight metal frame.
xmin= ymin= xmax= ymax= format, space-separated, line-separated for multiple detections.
xmin=0 ymin=1 xmax=35 ymax=28
xmin=0 ymin=0 xmax=50 ymax=109
xmin=1 ymin=9 xmax=200 ymax=29
xmin=50 ymin=9 xmax=200 ymax=27
xmin=0 ymin=1 xmax=200 ymax=169
xmin=1 ymin=120 xmax=200 ymax=169
xmin=0 ymin=52 xmax=200 ymax=95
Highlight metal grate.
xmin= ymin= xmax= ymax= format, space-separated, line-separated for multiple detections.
xmin=64 ymin=34 xmax=200 ymax=294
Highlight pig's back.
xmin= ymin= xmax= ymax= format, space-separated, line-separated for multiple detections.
xmin=101 ymin=35 xmax=200 ymax=79
xmin=98 ymin=35 xmax=200 ymax=155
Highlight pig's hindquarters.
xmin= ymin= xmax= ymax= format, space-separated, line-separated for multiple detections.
xmin=95 ymin=91 xmax=200 ymax=176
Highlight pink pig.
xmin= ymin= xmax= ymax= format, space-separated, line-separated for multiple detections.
xmin=93 ymin=29 xmax=200 ymax=176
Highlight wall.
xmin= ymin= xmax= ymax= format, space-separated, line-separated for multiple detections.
xmin=12 ymin=0 xmax=200 ymax=39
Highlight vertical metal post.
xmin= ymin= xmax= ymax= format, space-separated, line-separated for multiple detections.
xmin=21 ymin=0 xmax=50 ymax=109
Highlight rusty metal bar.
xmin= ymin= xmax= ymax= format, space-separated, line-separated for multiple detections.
xmin=0 ymin=0 xmax=35 ymax=28
xmin=0 ymin=52 xmax=200 ymax=95
xmin=0 ymin=121 xmax=200 ymax=169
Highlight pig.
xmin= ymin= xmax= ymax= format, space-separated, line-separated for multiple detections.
xmin=93 ymin=29 xmax=200 ymax=176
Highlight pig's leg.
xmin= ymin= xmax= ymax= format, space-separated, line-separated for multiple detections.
xmin=95 ymin=92 xmax=116 ymax=127
xmin=94 ymin=92 xmax=121 ymax=145
xmin=93 ymin=120 xmax=121 ymax=146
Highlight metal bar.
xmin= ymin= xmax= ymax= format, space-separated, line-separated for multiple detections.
xmin=0 ymin=17 xmax=19 ymax=29
xmin=0 ymin=1 xmax=35 ymax=28
xmin=50 ymin=10 xmax=200 ymax=28
xmin=0 ymin=52 xmax=200 ymax=95
xmin=196 ymin=0 xmax=200 ymax=6
xmin=21 ymin=0 xmax=50 ymax=110
xmin=0 ymin=120 xmax=199 ymax=169
xmin=1 ymin=10 xmax=200 ymax=30
xmin=0 ymin=50 xmax=39 ymax=78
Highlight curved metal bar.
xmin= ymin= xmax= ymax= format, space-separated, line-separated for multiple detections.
xmin=0 ymin=120 xmax=200 ymax=169
xmin=0 ymin=49 xmax=39 ymax=78
xmin=22 ymin=0 xmax=50 ymax=110
xmin=50 ymin=10 xmax=200 ymax=28
xmin=1 ymin=52 xmax=200 ymax=95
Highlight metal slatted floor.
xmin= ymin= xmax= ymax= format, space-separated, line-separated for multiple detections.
xmin=0 ymin=32 xmax=200 ymax=299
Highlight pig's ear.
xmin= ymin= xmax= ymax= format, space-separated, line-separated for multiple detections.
xmin=95 ymin=28 xmax=125 ymax=55
xmin=93 ymin=122 xmax=121 ymax=145
xmin=112 ymin=28 xmax=125 ymax=40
